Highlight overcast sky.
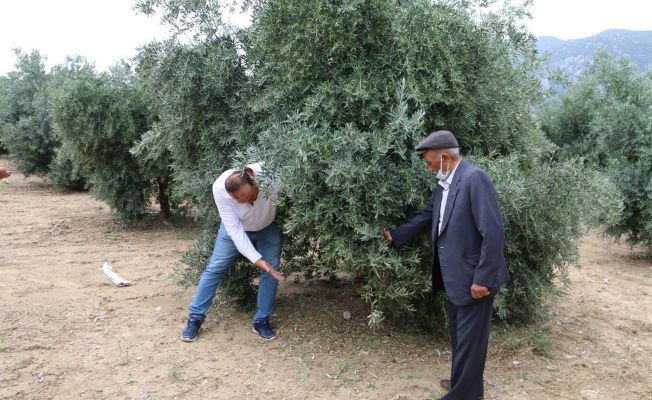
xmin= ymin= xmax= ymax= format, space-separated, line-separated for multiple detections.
xmin=1 ymin=0 xmax=651 ymax=75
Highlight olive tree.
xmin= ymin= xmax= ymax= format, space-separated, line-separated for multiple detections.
xmin=539 ymin=50 xmax=652 ymax=252
xmin=138 ymin=0 xmax=621 ymax=326
xmin=0 ymin=49 xmax=56 ymax=175
xmin=50 ymin=63 xmax=160 ymax=224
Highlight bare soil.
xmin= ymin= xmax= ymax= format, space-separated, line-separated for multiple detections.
xmin=1 ymin=160 xmax=650 ymax=400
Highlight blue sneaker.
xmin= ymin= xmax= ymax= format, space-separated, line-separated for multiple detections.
xmin=252 ymin=319 xmax=277 ymax=340
xmin=181 ymin=317 xmax=203 ymax=342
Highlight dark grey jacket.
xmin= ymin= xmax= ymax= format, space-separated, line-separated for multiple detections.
xmin=391 ymin=159 xmax=509 ymax=306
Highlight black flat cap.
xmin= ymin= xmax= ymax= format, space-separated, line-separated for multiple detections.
xmin=415 ymin=130 xmax=459 ymax=153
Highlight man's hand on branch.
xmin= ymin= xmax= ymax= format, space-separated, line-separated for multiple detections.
xmin=383 ymin=228 xmax=393 ymax=242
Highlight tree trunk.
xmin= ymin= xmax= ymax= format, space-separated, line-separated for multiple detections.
xmin=157 ymin=174 xmax=171 ymax=218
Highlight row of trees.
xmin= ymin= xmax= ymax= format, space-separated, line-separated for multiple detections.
xmin=0 ymin=51 xmax=172 ymax=222
xmin=1 ymin=0 xmax=646 ymax=329
xmin=538 ymin=50 xmax=652 ymax=251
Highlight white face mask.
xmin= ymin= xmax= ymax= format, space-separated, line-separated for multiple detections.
xmin=436 ymin=155 xmax=451 ymax=181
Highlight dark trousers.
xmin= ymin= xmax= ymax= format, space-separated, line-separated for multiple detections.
xmin=441 ymin=297 xmax=494 ymax=400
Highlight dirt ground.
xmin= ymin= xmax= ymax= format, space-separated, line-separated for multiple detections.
xmin=1 ymin=160 xmax=651 ymax=400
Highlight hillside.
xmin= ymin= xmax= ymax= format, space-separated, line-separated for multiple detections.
xmin=537 ymin=29 xmax=652 ymax=82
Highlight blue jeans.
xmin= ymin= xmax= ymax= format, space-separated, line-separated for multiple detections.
xmin=188 ymin=222 xmax=282 ymax=322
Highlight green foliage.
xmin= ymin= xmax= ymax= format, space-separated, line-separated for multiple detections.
xmin=474 ymin=155 xmax=621 ymax=322
xmin=0 ymin=77 xmax=7 ymax=154
xmin=0 ymin=49 xmax=57 ymax=175
xmin=50 ymin=62 xmax=153 ymax=225
xmin=538 ymin=50 xmax=652 ymax=251
xmin=130 ymin=125 xmax=175 ymax=218
xmin=47 ymin=141 xmax=87 ymax=190
xmin=135 ymin=0 xmax=228 ymax=40
xmin=136 ymin=38 xmax=252 ymax=220
xmin=259 ymin=95 xmax=435 ymax=326
xmin=246 ymin=0 xmax=545 ymax=156
xmin=45 ymin=57 xmax=96 ymax=190
xmin=0 ymin=52 xmax=88 ymax=188
xmin=249 ymin=0 xmax=569 ymax=327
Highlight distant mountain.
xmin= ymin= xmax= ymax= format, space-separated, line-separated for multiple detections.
xmin=537 ymin=29 xmax=652 ymax=83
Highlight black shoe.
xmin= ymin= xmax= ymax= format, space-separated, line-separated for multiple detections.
xmin=252 ymin=319 xmax=277 ymax=340
xmin=181 ymin=317 xmax=203 ymax=342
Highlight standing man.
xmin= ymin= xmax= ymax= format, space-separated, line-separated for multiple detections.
xmin=383 ymin=130 xmax=509 ymax=400
xmin=182 ymin=162 xmax=285 ymax=342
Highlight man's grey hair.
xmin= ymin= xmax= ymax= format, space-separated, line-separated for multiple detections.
xmin=438 ymin=147 xmax=460 ymax=157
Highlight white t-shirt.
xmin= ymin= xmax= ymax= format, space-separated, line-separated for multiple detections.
xmin=437 ymin=160 xmax=460 ymax=235
xmin=212 ymin=162 xmax=279 ymax=263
